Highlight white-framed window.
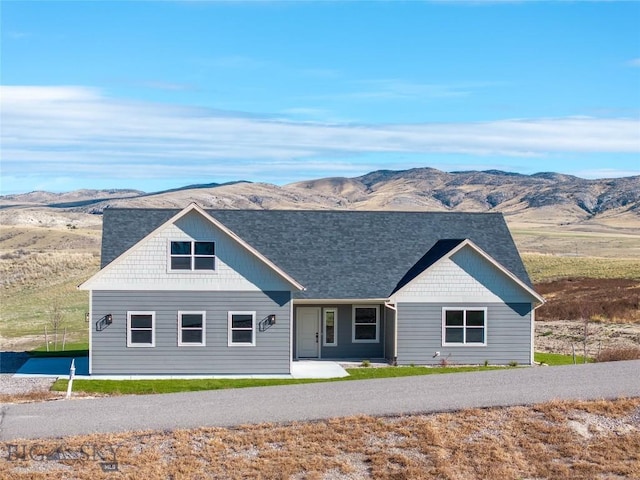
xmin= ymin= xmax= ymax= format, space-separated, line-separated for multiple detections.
xmin=322 ymin=308 xmax=338 ymax=347
xmin=178 ymin=311 xmax=206 ymax=346
xmin=352 ymin=305 xmax=379 ymax=343
xmin=169 ymin=240 xmax=215 ymax=271
xmin=228 ymin=311 xmax=256 ymax=346
xmin=442 ymin=308 xmax=487 ymax=346
xmin=127 ymin=311 xmax=155 ymax=347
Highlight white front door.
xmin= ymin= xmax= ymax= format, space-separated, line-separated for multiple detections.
xmin=297 ymin=307 xmax=320 ymax=358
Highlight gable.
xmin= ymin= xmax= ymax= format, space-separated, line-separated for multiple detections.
xmin=391 ymin=244 xmax=540 ymax=304
xmin=81 ymin=208 xmax=299 ymax=291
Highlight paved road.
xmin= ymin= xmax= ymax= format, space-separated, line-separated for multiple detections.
xmin=1 ymin=360 xmax=639 ymax=441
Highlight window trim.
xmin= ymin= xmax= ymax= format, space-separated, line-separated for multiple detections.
xmin=177 ymin=311 xmax=206 ymax=347
xmin=227 ymin=311 xmax=256 ymax=347
xmin=127 ymin=311 xmax=156 ymax=348
xmin=441 ymin=307 xmax=488 ymax=347
xmin=322 ymin=308 xmax=338 ymax=347
xmin=352 ymin=305 xmax=380 ymax=343
xmin=168 ymin=240 xmax=216 ymax=272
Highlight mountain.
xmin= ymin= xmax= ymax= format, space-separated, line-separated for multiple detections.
xmin=1 ymin=168 xmax=638 ymax=228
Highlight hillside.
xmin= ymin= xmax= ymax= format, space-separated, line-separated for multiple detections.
xmin=2 ymin=168 xmax=639 ymax=225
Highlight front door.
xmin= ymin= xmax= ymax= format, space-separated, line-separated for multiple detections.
xmin=297 ymin=307 xmax=320 ymax=358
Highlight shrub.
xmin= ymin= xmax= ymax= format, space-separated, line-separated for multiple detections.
xmin=596 ymin=347 xmax=640 ymax=362
xmin=360 ymin=359 xmax=371 ymax=368
xmin=508 ymin=361 xmax=519 ymax=367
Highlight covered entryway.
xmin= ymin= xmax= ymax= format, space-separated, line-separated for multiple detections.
xmin=296 ymin=307 xmax=320 ymax=358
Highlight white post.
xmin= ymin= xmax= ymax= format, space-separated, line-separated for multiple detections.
xmin=66 ymin=359 xmax=76 ymax=399
xmin=45 ymin=326 xmax=49 ymax=352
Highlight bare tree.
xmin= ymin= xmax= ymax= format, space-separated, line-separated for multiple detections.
xmin=48 ymin=300 xmax=65 ymax=351
xmin=578 ymin=302 xmax=592 ymax=364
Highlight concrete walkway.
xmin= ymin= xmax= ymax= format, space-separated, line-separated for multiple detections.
xmin=8 ymin=357 xmax=346 ymax=380
xmin=1 ymin=360 xmax=639 ymax=441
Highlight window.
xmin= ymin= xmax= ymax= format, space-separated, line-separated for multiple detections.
xmin=228 ymin=311 xmax=256 ymax=346
xmin=352 ymin=305 xmax=379 ymax=343
xmin=127 ymin=312 xmax=155 ymax=347
xmin=170 ymin=241 xmax=215 ymax=271
xmin=442 ymin=308 xmax=487 ymax=346
xmin=178 ymin=311 xmax=205 ymax=346
xmin=323 ymin=308 xmax=338 ymax=347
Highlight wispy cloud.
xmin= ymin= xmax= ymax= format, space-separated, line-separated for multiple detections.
xmin=354 ymin=80 xmax=472 ymax=100
xmin=2 ymin=86 xmax=638 ymax=185
xmin=302 ymin=79 xmax=503 ymax=103
xmin=626 ymin=58 xmax=640 ymax=67
xmin=138 ymin=81 xmax=197 ymax=91
xmin=191 ymin=55 xmax=267 ymax=70
xmin=4 ymin=31 xmax=31 ymax=39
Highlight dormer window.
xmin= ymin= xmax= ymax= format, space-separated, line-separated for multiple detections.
xmin=170 ymin=241 xmax=215 ymax=270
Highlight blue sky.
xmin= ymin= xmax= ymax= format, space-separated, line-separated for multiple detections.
xmin=1 ymin=1 xmax=639 ymax=194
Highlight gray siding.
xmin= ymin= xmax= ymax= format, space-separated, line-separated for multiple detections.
xmin=92 ymin=290 xmax=291 ymax=375
xmin=396 ymin=302 xmax=532 ymax=366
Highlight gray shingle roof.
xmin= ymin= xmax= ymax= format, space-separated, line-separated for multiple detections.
xmin=101 ymin=208 xmax=532 ymax=299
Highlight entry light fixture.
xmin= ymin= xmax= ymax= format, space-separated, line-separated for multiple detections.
xmin=268 ymin=314 xmax=276 ymax=325
xmin=105 ymin=314 xmax=113 ymax=325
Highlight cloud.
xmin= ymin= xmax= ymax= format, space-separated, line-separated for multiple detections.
xmin=2 ymin=86 xmax=639 ymax=184
xmin=138 ymin=81 xmax=197 ymax=91
xmin=191 ymin=55 xmax=267 ymax=70
xmin=627 ymin=58 xmax=640 ymax=67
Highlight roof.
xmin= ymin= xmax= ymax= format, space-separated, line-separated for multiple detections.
xmin=100 ymin=208 xmax=533 ymax=299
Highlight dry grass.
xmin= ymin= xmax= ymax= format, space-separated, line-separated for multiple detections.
xmin=523 ymin=253 xmax=640 ymax=283
xmin=0 ymin=391 xmax=63 ymax=404
xmin=1 ymin=398 xmax=638 ymax=479
xmin=0 ymin=243 xmax=98 ymax=342
xmin=0 ymin=250 xmax=98 ymax=290
xmin=535 ymin=278 xmax=640 ymax=323
xmin=511 ymin=223 xmax=640 ymax=260
xmin=596 ymin=346 xmax=640 ymax=362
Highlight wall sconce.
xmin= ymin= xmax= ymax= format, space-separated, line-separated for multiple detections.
xmin=105 ymin=314 xmax=113 ymax=325
xmin=268 ymin=314 xmax=276 ymax=325
xmin=85 ymin=312 xmax=90 ymax=323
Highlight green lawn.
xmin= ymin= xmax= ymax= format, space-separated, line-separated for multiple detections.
xmin=534 ymin=352 xmax=592 ymax=365
xmin=29 ymin=344 xmax=88 ymax=357
xmin=45 ymin=353 xmax=595 ymax=395
xmin=52 ymin=365 xmax=501 ymax=395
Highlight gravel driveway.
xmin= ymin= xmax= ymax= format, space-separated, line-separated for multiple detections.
xmin=0 ymin=352 xmax=56 ymax=397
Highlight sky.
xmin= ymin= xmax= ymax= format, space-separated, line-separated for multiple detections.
xmin=1 ymin=1 xmax=639 ymax=195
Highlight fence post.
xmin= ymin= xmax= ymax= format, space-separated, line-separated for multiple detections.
xmin=45 ymin=326 xmax=49 ymax=352
xmin=66 ymin=359 xmax=76 ymax=400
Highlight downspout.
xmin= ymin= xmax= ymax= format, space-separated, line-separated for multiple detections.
xmin=531 ymin=298 xmax=545 ymax=366
xmin=289 ymin=295 xmax=294 ymax=372
xmin=530 ymin=306 xmax=535 ymax=365
xmin=88 ymin=290 xmax=93 ymax=375
xmin=385 ymin=302 xmax=398 ymax=366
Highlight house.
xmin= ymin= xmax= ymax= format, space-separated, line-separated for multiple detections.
xmin=79 ymin=204 xmax=544 ymax=376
